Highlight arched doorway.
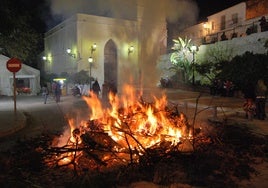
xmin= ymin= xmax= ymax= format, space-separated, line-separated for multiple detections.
xmin=104 ymin=39 xmax=118 ymax=88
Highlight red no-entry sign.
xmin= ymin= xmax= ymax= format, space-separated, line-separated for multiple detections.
xmin=6 ymin=58 xmax=22 ymax=73
xmin=6 ymin=57 xmax=22 ymax=115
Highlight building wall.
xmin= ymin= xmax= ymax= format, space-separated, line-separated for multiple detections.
xmin=246 ymin=0 xmax=268 ymax=19
xmin=43 ymin=12 xmax=166 ymax=90
xmin=178 ymin=2 xmax=268 ymax=46
xmin=198 ymin=31 xmax=268 ymax=59
xmin=44 ymin=17 xmax=78 ymax=74
xmin=179 ymin=3 xmax=247 ymax=46
xmin=75 ymin=14 xmax=139 ymax=88
xmin=207 ymin=3 xmax=246 ymax=33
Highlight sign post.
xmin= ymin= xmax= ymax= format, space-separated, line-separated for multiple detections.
xmin=6 ymin=58 xmax=22 ymax=115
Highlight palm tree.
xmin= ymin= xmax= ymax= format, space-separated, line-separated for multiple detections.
xmin=170 ymin=37 xmax=193 ymax=83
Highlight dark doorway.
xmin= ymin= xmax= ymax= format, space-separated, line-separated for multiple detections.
xmin=104 ymin=39 xmax=118 ymax=88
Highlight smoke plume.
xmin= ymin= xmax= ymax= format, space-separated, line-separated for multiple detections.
xmin=47 ymin=0 xmax=198 ymax=88
xmin=48 ymin=0 xmax=198 ymax=29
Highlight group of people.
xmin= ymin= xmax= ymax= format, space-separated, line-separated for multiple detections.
xmin=71 ymin=79 xmax=102 ymax=97
xmin=43 ymin=78 xmax=117 ymax=104
xmin=210 ymin=79 xmax=235 ymax=97
xmin=243 ymin=79 xmax=267 ymax=120
xmin=41 ymin=81 xmax=62 ymax=104
xmin=160 ymin=77 xmax=172 ymax=88
xmin=70 ymin=79 xmax=117 ymax=100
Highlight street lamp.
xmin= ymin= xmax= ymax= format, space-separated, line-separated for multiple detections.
xmin=88 ymin=57 xmax=93 ymax=90
xmin=190 ymin=45 xmax=198 ymax=85
xmin=88 ymin=43 xmax=96 ymax=90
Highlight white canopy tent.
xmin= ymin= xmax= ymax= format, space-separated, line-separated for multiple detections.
xmin=0 ymin=55 xmax=40 ymax=96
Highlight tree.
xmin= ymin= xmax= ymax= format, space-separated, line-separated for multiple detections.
xmin=0 ymin=23 xmax=41 ymax=63
xmin=195 ymin=43 xmax=234 ymax=85
xmin=170 ymin=37 xmax=193 ymax=83
xmin=202 ymin=42 xmax=234 ymax=64
xmin=217 ymin=51 xmax=268 ymax=91
xmin=69 ymin=70 xmax=91 ymax=84
xmin=195 ymin=61 xmax=218 ymax=85
xmin=0 ymin=0 xmax=51 ymax=67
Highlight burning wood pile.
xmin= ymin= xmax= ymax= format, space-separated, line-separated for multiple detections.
xmin=46 ymin=85 xmax=197 ymax=173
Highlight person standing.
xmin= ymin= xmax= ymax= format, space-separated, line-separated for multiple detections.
xmin=109 ymin=80 xmax=117 ymax=96
xmin=255 ymin=79 xmax=267 ymax=120
xmin=92 ymin=79 xmax=101 ymax=97
xmin=102 ymin=81 xmax=109 ymax=101
xmin=242 ymin=82 xmax=256 ymax=120
xmin=41 ymin=84 xmax=49 ymax=104
xmin=259 ymin=16 xmax=268 ymax=32
xmin=55 ymin=82 xmax=61 ymax=103
xmin=51 ymin=81 xmax=57 ymax=99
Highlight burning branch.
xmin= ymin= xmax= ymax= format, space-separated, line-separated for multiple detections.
xmin=45 ymin=85 xmax=196 ymax=174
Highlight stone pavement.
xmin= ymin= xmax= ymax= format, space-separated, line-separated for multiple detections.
xmin=0 ymin=88 xmax=267 ymax=138
xmin=164 ymin=89 xmax=268 ymax=136
xmin=0 ymin=96 xmax=27 ymax=137
xmin=0 ymin=94 xmax=83 ymax=138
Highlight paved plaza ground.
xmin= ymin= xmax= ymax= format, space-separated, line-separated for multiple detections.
xmin=0 ymin=88 xmax=267 ymax=138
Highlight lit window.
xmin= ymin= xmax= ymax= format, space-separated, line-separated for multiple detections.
xmin=211 ymin=22 xmax=215 ymax=30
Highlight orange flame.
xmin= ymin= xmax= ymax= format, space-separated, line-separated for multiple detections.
xmin=81 ymin=84 xmax=189 ymax=152
xmin=51 ymin=84 xmax=192 ymax=168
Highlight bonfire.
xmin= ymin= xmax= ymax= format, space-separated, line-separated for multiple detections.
xmin=46 ymin=84 xmax=196 ymax=173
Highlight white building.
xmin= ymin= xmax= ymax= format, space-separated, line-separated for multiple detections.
xmin=43 ymin=2 xmax=167 ymax=93
xmin=179 ymin=2 xmax=268 ymax=46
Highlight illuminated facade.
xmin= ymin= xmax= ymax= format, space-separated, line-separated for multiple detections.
xmin=43 ymin=2 xmax=167 ymax=90
xmin=179 ymin=1 xmax=268 ymax=46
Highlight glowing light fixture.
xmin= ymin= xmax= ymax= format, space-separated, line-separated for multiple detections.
xmin=88 ymin=57 xmax=93 ymax=63
xmin=128 ymin=45 xmax=134 ymax=54
xmin=42 ymin=55 xmax=52 ymax=62
xmin=66 ymin=48 xmax=76 ymax=58
xmin=203 ymin=22 xmax=210 ymax=35
xmin=190 ymin=45 xmax=197 ymax=52
xmin=91 ymin=43 xmax=97 ymax=53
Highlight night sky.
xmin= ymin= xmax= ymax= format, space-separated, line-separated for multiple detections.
xmin=45 ymin=0 xmax=249 ymax=31
xmin=195 ymin=0 xmax=246 ymax=20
